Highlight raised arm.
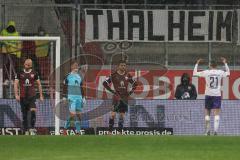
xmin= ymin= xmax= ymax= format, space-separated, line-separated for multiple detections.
xmin=193 ymin=59 xmax=205 ymax=77
xmin=221 ymin=57 xmax=230 ymax=77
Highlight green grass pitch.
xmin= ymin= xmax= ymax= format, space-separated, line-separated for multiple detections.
xmin=0 ymin=136 xmax=240 ymax=160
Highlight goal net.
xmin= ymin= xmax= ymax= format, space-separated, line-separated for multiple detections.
xmin=0 ymin=36 xmax=61 ymax=135
xmin=1 ymin=36 xmax=240 ymax=136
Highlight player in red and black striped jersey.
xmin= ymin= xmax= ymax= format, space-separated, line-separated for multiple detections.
xmin=14 ymin=59 xmax=44 ymax=135
xmin=103 ymin=60 xmax=137 ymax=133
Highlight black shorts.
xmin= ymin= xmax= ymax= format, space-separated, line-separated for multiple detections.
xmin=20 ymin=97 xmax=36 ymax=112
xmin=112 ymin=99 xmax=128 ymax=113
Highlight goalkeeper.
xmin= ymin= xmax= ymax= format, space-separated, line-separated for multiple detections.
xmin=63 ymin=61 xmax=85 ymax=135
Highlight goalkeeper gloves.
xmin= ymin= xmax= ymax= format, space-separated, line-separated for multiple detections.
xmin=62 ymin=97 xmax=67 ymax=101
xmin=82 ymin=97 xmax=86 ymax=105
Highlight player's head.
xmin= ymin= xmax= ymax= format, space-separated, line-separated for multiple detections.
xmin=181 ymin=73 xmax=190 ymax=86
xmin=24 ymin=59 xmax=33 ymax=71
xmin=71 ymin=61 xmax=79 ymax=73
xmin=117 ymin=60 xmax=127 ymax=72
xmin=210 ymin=60 xmax=217 ymax=69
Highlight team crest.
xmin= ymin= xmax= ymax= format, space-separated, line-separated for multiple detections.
xmin=188 ymin=86 xmax=192 ymax=90
xmin=31 ymin=74 xmax=34 ymax=78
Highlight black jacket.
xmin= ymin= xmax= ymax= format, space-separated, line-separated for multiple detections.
xmin=175 ymin=73 xmax=197 ymax=100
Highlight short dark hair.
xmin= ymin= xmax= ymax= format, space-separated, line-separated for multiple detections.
xmin=71 ymin=60 xmax=78 ymax=66
xmin=118 ymin=59 xmax=126 ymax=65
xmin=210 ymin=60 xmax=217 ymax=68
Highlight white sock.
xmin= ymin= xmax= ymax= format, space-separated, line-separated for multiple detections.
xmin=214 ymin=115 xmax=220 ymax=133
xmin=205 ymin=115 xmax=210 ymax=132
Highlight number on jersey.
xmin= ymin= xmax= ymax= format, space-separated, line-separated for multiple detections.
xmin=209 ymin=76 xmax=218 ymax=89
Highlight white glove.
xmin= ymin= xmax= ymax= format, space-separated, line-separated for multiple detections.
xmin=82 ymin=97 xmax=86 ymax=105
xmin=62 ymin=97 xmax=67 ymax=102
xmin=62 ymin=97 xmax=68 ymax=106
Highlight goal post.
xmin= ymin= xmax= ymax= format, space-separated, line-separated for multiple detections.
xmin=0 ymin=36 xmax=61 ymax=135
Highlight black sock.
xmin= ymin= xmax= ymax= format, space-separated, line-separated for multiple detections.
xmin=109 ymin=118 xmax=114 ymax=132
xmin=22 ymin=110 xmax=28 ymax=133
xmin=31 ymin=111 xmax=36 ymax=128
xmin=27 ymin=111 xmax=31 ymax=130
xmin=118 ymin=117 xmax=124 ymax=131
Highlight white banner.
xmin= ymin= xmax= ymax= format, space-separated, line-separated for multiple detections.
xmin=238 ymin=9 xmax=240 ymax=45
xmin=85 ymin=9 xmax=233 ymax=42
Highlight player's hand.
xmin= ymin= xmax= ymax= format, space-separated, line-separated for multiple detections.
xmin=128 ymin=90 xmax=134 ymax=97
xmin=82 ymin=97 xmax=86 ymax=105
xmin=15 ymin=95 xmax=20 ymax=102
xmin=196 ymin=58 xmax=203 ymax=64
xmin=221 ymin=57 xmax=227 ymax=64
xmin=80 ymin=64 xmax=88 ymax=72
xmin=62 ymin=97 xmax=68 ymax=105
xmin=113 ymin=92 xmax=121 ymax=101
xmin=40 ymin=95 xmax=44 ymax=102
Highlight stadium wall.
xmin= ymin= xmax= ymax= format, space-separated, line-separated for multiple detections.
xmin=0 ymin=99 xmax=240 ymax=135
xmin=84 ymin=69 xmax=240 ymax=100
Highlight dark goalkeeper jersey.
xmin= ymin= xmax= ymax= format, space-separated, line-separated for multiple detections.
xmin=15 ymin=69 xmax=39 ymax=98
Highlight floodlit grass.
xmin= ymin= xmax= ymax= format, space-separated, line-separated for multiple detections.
xmin=0 ymin=136 xmax=240 ymax=160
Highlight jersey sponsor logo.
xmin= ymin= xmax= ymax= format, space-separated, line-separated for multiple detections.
xmin=120 ymin=81 xmax=124 ymax=86
xmin=119 ymin=80 xmax=126 ymax=89
xmin=24 ymin=79 xmax=32 ymax=86
xmin=75 ymin=80 xmax=79 ymax=85
xmin=25 ymin=79 xmax=29 ymax=84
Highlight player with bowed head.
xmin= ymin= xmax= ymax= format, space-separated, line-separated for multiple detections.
xmin=63 ymin=61 xmax=86 ymax=135
xmin=14 ymin=59 xmax=44 ymax=135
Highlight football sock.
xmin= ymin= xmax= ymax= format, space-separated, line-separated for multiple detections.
xmin=64 ymin=116 xmax=73 ymax=129
xmin=109 ymin=118 xmax=114 ymax=132
xmin=205 ymin=115 xmax=210 ymax=133
xmin=22 ymin=109 xmax=28 ymax=132
xmin=214 ymin=115 xmax=220 ymax=133
xmin=118 ymin=117 xmax=124 ymax=131
xmin=30 ymin=111 xmax=36 ymax=128
xmin=27 ymin=110 xmax=31 ymax=130
xmin=75 ymin=116 xmax=81 ymax=133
